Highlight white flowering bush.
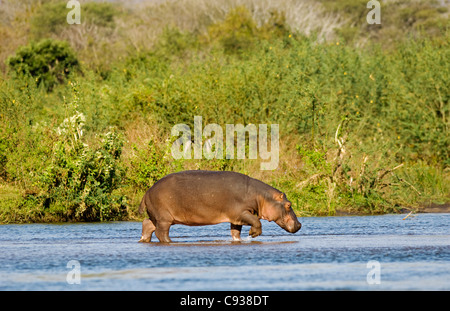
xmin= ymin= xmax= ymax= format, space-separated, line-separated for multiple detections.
xmin=40 ymin=112 xmax=127 ymax=221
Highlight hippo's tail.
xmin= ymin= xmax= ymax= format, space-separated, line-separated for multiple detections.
xmin=138 ymin=197 xmax=146 ymax=215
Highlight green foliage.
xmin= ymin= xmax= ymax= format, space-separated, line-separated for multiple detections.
xmin=0 ymin=138 xmax=7 ymax=179
xmin=127 ymin=139 xmax=182 ymax=192
xmin=6 ymin=39 xmax=79 ymax=90
xmin=0 ymin=2 xmax=448 ymax=222
xmin=30 ymin=1 xmax=118 ymax=39
xmin=207 ymin=6 xmax=259 ymax=54
xmin=154 ymin=27 xmax=199 ymax=60
xmin=0 ymin=80 xmax=128 ymax=222
xmin=297 ymin=146 xmax=330 ymax=172
xmin=205 ymin=6 xmax=290 ymax=54
xmin=34 ymin=83 xmax=127 ymax=221
xmin=41 ymin=122 xmax=127 ymax=221
xmin=81 ymin=1 xmax=118 ymax=27
xmin=29 ymin=1 xmax=68 ymax=39
xmin=319 ymin=0 xmax=449 ymax=45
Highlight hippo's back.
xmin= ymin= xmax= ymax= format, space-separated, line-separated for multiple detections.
xmin=145 ymin=170 xmax=251 ymax=225
xmin=148 ymin=170 xmax=247 ymax=210
xmin=150 ymin=170 xmax=248 ymax=195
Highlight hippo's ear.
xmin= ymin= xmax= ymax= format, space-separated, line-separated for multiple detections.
xmin=273 ymin=192 xmax=284 ymax=201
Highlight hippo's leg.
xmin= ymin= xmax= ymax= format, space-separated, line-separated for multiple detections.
xmin=230 ymin=224 xmax=242 ymax=241
xmin=139 ymin=218 xmax=156 ymax=243
xmin=240 ymin=212 xmax=262 ymax=238
xmin=248 ymin=225 xmax=262 ymax=238
xmin=155 ymin=221 xmax=172 ymax=243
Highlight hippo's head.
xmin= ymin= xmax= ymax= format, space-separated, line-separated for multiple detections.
xmin=260 ymin=192 xmax=301 ymax=234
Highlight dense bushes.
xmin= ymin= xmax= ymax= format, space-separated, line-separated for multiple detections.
xmin=318 ymin=0 xmax=449 ymax=45
xmin=41 ymin=126 xmax=127 ymax=221
xmin=30 ymin=1 xmax=118 ymax=39
xmin=6 ymin=39 xmax=79 ymax=90
xmin=0 ymin=1 xmax=448 ymax=222
xmin=0 ymin=82 xmax=127 ymax=222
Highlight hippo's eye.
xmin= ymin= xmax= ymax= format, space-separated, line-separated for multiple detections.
xmin=286 ymin=203 xmax=291 ymax=209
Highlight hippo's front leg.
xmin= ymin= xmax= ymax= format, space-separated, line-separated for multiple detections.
xmin=240 ymin=211 xmax=262 ymax=238
xmin=248 ymin=224 xmax=262 ymax=238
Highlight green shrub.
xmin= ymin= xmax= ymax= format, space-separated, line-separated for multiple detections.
xmin=29 ymin=1 xmax=68 ymax=39
xmin=319 ymin=0 xmax=449 ymax=45
xmin=154 ymin=27 xmax=199 ymax=59
xmin=206 ymin=6 xmax=258 ymax=54
xmin=81 ymin=1 xmax=118 ymax=27
xmin=41 ymin=117 xmax=127 ymax=221
xmin=30 ymin=1 xmax=118 ymax=39
xmin=0 ymin=137 xmax=7 ymax=179
xmin=6 ymin=39 xmax=79 ymax=90
xmin=0 ymin=2 xmax=448 ymax=222
xmin=293 ymin=139 xmax=409 ymax=215
xmin=128 ymin=138 xmax=184 ymax=192
xmin=205 ymin=6 xmax=290 ymax=54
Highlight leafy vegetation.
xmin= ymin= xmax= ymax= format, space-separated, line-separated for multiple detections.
xmin=0 ymin=0 xmax=448 ymax=222
xmin=6 ymin=39 xmax=79 ymax=90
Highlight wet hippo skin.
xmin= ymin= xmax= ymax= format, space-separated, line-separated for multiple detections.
xmin=138 ymin=170 xmax=301 ymax=243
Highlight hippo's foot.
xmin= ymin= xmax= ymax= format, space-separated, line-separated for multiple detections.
xmin=141 ymin=219 xmax=156 ymax=243
xmin=249 ymin=225 xmax=262 ymax=238
xmin=139 ymin=235 xmax=151 ymax=243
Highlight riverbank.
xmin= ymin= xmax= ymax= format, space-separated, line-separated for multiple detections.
xmin=415 ymin=203 xmax=450 ymax=214
xmin=335 ymin=203 xmax=450 ymax=216
xmin=1 ymin=178 xmax=448 ymax=224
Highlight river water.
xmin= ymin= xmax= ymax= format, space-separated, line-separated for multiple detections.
xmin=0 ymin=213 xmax=449 ymax=290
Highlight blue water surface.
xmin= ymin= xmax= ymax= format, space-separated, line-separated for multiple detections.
xmin=0 ymin=213 xmax=449 ymax=290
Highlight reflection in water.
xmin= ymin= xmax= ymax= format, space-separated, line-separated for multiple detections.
xmin=144 ymin=240 xmax=298 ymax=246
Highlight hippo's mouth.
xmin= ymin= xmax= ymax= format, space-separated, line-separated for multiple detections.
xmin=277 ymin=218 xmax=301 ymax=233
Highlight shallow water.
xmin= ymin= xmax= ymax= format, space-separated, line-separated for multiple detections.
xmin=0 ymin=213 xmax=449 ymax=290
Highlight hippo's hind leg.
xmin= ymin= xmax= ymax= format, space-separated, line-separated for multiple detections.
xmin=155 ymin=221 xmax=172 ymax=243
xmin=139 ymin=219 xmax=156 ymax=243
xmin=230 ymin=224 xmax=242 ymax=241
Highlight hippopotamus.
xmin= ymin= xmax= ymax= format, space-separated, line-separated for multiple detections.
xmin=138 ymin=170 xmax=301 ymax=243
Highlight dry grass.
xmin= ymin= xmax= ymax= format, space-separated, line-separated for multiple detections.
xmin=120 ymin=0 xmax=343 ymax=51
xmin=0 ymin=0 xmax=343 ymax=70
xmin=0 ymin=0 xmax=33 ymax=72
